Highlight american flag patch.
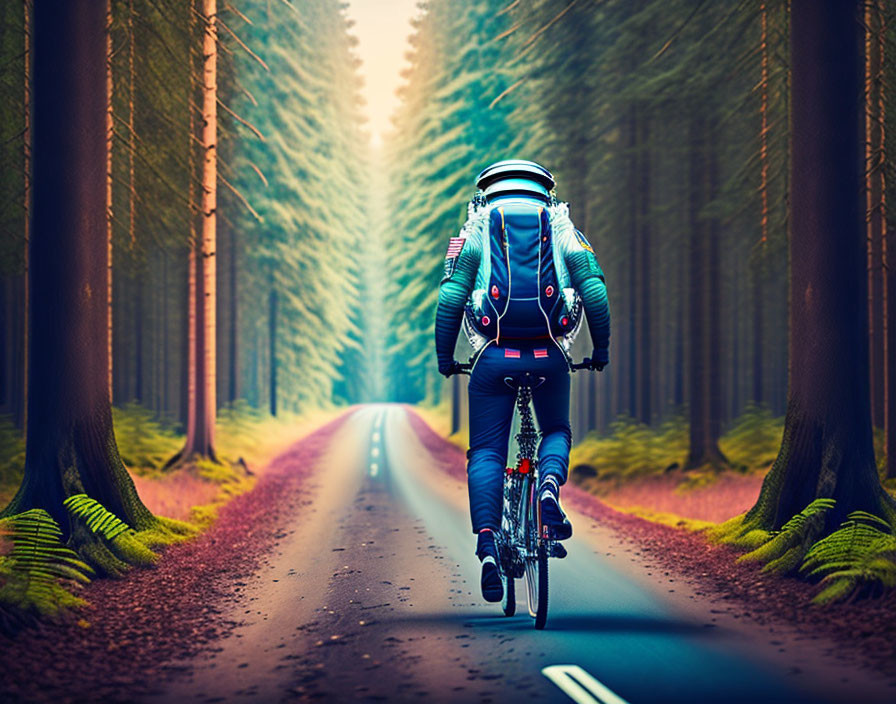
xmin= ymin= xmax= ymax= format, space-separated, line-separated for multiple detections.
xmin=504 ymin=348 xmax=520 ymax=359
xmin=445 ymin=237 xmax=465 ymax=259
xmin=534 ymin=348 xmax=548 ymax=358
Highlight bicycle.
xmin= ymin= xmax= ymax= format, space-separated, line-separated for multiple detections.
xmin=458 ymin=358 xmax=594 ymax=630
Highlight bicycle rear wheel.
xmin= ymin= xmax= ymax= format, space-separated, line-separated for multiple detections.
xmin=533 ymin=543 xmax=548 ymax=629
xmin=524 ymin=544 xmax=548 ymax=626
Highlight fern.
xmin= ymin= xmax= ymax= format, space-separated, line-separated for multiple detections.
xmin=800 ymin=510 xmax=896 ymax=604
xmin=739 ymin=498 xmax=835 ymax=574
xmin=63 ymin=495 xmax=158 ymax=566
xmin=0 ymin=509 xmax=93 ymax=617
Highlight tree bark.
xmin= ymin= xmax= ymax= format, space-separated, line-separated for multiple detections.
xmin=20 ymin=0 xmax=30 ymax=430
xmin=744 ymin=0 xmax=895 ymax=531
xmin=269 ymin=288 xmax=277 ymax=417
xmin=171 ymin=0 xmax=218 ymax=463
xmin=3 ymin=0 xmax=156 ymax=540
xmin=866 ymin=0 xmax=886 ymax=429
xmin=636 ymin=113 xmax=651 ymax=424
xmin=228 ymin=223 xmax=239 ymax=404
xmin=686 ymin=116 xmax=727 ymax=469
xmin=752 ymin=2 xmax=769 ymax=407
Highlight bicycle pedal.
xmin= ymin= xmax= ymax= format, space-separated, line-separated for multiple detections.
xmin=550 ymin=542 xmax=568 ymax=559
xmin=541 ymin=522 xmax=572 ymax=541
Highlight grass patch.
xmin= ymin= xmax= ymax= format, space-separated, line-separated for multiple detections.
xmin=112 ymin=404 xmax=183 ymax=475
xmin=0 ymin=401 xmax=342 ymax=626
xmin=0 ymin=416 xmax=25 ymax=506
xmin=570 ymin=405 xmax=785 ymax=485
xmin=606 ymin=504 xmax=715 ymax=532
xmin=570 ymin=415 xmax=688 ymax=482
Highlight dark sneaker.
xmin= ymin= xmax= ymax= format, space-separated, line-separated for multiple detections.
xmin=476 ymin=530 xmax=504 ymax=603
xmin=539 ymin=476 xmax=572 ymax=541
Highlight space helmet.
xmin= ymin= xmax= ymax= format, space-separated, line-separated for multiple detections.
xmin=475 ymin=159 xmax=555 ymax=202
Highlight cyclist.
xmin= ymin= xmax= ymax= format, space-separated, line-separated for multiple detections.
xmin=435 ymin=160 xmax=610 ymax=602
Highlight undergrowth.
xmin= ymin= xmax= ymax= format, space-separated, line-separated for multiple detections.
xmin=711 ymin=499 xmax=896 ymax=604
xmin=0 ymin=401 xmax=312 ymax=627
xmin=0 ymin=509 xmax=92 ymax=623
xmin=0 ymin=496 xmax=196 ymax=631
xmin=0 ymin=415 xmax=25 ymax=497
xmin=112 ymin=403 xmax=183 ymax=474
xmin=570 ymin=405 xmax=784 ymax=483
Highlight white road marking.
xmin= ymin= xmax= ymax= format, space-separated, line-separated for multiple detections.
xmin=372 ymin=432 xmax=380 ymax=443
xmin=542 ymin=665 xmax=630 ymax=704
xmin=370 ymin=446 xmax=380 ymax=458
xmin=370 ymin=462 xmax=379 ymax=477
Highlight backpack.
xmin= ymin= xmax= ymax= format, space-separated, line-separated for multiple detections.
xmin=464 ymin=199 xmax=582 ymax=344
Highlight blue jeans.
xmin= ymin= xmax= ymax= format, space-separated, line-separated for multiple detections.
xmin=466 ymin=341 xmax=571 ymax=533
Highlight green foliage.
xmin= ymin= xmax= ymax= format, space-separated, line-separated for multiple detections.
xmin=0 ymin=510 xmax=93 ymax=618
xmin=112 ymin=404 xmax=183 ymax=474
xmin=383 ymin=0 xmax=524 ymax=403
xmin=801 ymin=511 xmax=896 ymax=604
xmin=225 ymin=1 xmax=368 ymax=411
xmin=718 ymin=403 xmax=784 ymax=471
xmin=0 ymin=415 xmax=25 ymax=492
xmin=739 ymin=498 xmax=835 ymax=574
xmin=570 ymin=415 xmax=688 ymax=482
xmin=64 ymin=495 xmax=158 ymax=567
xmin=571 ymin=404 xmax=784 ymax=484
xmin=707 ymin=514 xmax=772 ymax=551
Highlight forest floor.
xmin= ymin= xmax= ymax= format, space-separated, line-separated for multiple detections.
xmin=0 ymin=412 xmax=354 ymax=703
xmin=581 ymin=471 xmax=765 ymax=525
xmin=1 ymin=406 xmax=895 ymax=703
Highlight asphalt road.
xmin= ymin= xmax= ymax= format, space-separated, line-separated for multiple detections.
xmin=148 ymin=406 xmax=893 ymax=703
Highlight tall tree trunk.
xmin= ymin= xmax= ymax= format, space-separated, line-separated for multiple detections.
xmin=171 ymin=0 xmax=218 ymax=463
xmin=753 ymin=1 xmax=769 ymax=406
xmin=228 ymin=224 xmax=239 ymax=403
xmin=706 ymin=134 xmax=726 ymax=448
xmin=741 ymin=0 xmax=895 ymax=532
xmin=686 ymin=116 xmax=727 ymax=469
xmin=134 ymin=274 xmax=143 ymax=402
xmin=3 ymin=0 xmax=156 ymax=547
xmin=636 ymin=113 xmax=651 ymax=424
xmin=162 ymin=253 xmax=169 ymax=418
xmin=105 ymin=0 xmax=114 ymax=404
xmin=867 ymin=0 xmax=886 ymax=429
xmin=19 ymin=0 xmax=30 ymax=430
xmin=269 ymin=288 xmax=277 ymax=417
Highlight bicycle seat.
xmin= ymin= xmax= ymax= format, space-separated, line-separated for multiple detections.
xmin=502 ymin=372 xmax=546 ymax=390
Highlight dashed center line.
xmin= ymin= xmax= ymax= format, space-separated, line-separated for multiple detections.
xmin=542 ymin=665 xmax=630 ymax=704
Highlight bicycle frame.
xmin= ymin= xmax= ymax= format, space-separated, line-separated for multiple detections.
xmin=498 ymin=381 xmax=539 ymax=578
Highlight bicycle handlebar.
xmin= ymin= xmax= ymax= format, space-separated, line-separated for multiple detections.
xmin=569 ymin=359 xmax=595 ymax=371
xmin=453 ymin=359 xmax=598 ymax=376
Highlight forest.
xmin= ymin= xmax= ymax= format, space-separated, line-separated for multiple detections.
xmin=1 ymin=0 xmax=896 ymax=701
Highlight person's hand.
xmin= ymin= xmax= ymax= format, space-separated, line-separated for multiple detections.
xmin=439 ymin=360 xmax=463 ymax=378
xmin=590 ymin=348 xmax=609 ymax=372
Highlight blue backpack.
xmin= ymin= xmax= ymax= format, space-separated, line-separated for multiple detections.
xmin=465 ymin=200 xmax=578 ymax=342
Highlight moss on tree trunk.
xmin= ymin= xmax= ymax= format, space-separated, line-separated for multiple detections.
xmin=0 ymin=0 xmax=159 ymax=575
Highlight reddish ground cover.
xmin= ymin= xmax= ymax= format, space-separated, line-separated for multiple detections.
xmin=131 ymin=471 xmax=221 ymax=522
xmin=593 ymin=472 xmax=766 ymax=523
xmin=0 ymin=412 xmax=351 ymax=704
xmin=405 ymin=407 xmax=896 ymax=681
